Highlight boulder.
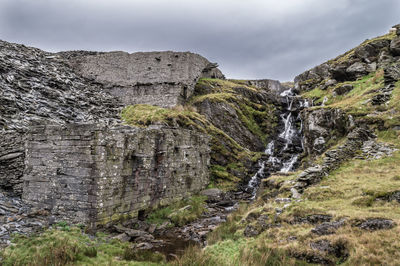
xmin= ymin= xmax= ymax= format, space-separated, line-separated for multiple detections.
xmin=384 ymin=62 xmax=400 ymax=85
xmin=378 ymin=49 xmax=394 ymax=66
xmin=354 ymin=39 xmax=391 ymax=62
xmin=301 ymin=108 xmax=350 ymax=156
xmin=346 ymin=62 xmax=369 ymax=78
xmin=390 ymin=37 xmax=400 ymax=56
xmin=320 ymin=79 xmax=337 ymax=90
xmin=114 ymin=225 xmax=152 ymax=239
xmin=112 ymin=233 xmax=131 ymax=242
xmin=293 ymin=214 xmax=332 ymax=225
xmin=200 ymin=188 xmax=223 ymax=202
xmin=310 ymin=239 xmax=348 ymax=260
xmin=244 ymin=225 xmax=259 ymax=237
xmin=333 ymin=84 xmax=354 ymax=96
xmin=313 ymin=136 xmax=326 ymax=153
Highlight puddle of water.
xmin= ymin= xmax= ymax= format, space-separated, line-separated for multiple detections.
xmin=151 ymin=237 xmax=198 ymax=261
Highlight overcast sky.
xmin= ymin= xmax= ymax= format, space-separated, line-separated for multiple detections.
xmin=1 ymin=0 xmax=399 ymax=81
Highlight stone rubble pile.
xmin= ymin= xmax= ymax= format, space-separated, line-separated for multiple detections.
xmin=371 ymin=61 xmax=400 ymax=105
xmin=294 ymin=127 xmax=375 ymax=193
xmin=358 ymin=139 xmax=397 ymax=160
xmin=0 ymin=192 xmax=49 ymax=247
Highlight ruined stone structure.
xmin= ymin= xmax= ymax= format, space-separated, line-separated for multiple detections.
xmin=0 ymin=40 xmax=216 ymax=227
xmin=63 ymin=51 xmax=224 ymax=108
xmin=23 ymin=124 xmax=210 ymax=226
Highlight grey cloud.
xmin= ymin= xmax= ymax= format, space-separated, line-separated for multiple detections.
xmin=0 ymin=0 xmax=399 ymax=80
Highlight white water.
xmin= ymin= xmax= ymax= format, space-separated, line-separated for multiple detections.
xmin=247 ymin=160 xmax=266 ymax=199
xmin=265 ymin=141 xmax=274 ymax=155
xmin=280 ymin=155 xmax=299 ymax=173
xmin=246 ymin=88 xmax=304 ymax=198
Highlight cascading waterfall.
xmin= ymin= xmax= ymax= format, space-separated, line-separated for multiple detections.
xmin=246 ymin=87 xmax=304 ymax=199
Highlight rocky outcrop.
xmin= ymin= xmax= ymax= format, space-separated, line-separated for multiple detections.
xmin=354 ymin=218 xmax=395 ymax=231
xmin=246 ymin=79 xmax=288 ymax=95
xmin=62 ymin=51 xmax=224 ymax=108
xmin=22 ymin=124 xmax=210 ymax=226
xmin=295 ymin=26 xmax=399 ymax=92
xmin=195 ymin=99 xmax=265 ymax=152
xmin=371 ymin=61 xmax=400 ymax=105
xmin=301 ymin=108 xmax=350 ymax=156
xmin=390 ymin=36 xmax=400 ymax=56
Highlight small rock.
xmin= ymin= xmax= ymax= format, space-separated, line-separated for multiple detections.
xmin=311 ymin=219 xmax=345 ymax=235
xmin=244 ymin=225 xmax=259 ymax=237
xmin=136 ymin=242 xmax=153 ymax=249
xmin=333 ymin=84 xmax=353 ymax=96
xmin=290 ymin=188 xmax=301 ymax=199
xmin=112 ymin=233 xmax=130 ymax=242
xmin=200 ymin=188 xmax=223 ymax=202
xmin=148 ymin=224 xmax=157 ymax=234
xmin=356 ymin=218 xmax=395 ymax=231
xmin=275 ymin=198 xmax=291 ymax=203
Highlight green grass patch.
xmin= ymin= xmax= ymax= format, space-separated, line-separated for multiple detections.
xmin=146 ymin=195 xmax=207 ymax=227
xmin=1 ymin=226 xmax=162 ymax=266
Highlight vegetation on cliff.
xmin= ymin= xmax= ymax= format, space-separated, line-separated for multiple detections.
xmin=121 ymin=78 xmax=278 ymax=190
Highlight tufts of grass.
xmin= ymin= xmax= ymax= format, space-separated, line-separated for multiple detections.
xmin=169 ymin=245 xmax=218 ymax=266
xmin=0 ymin=226 xmax=166 ymax=266
xmin=120 ymin=104 xmax=205 ymax=129
xmin=146 ymin=195 xmax=207 ymax=227
xmin=123 ymin=248 xmax=165 ymax=263
xmin=207 ymin=204 xmax=248 ymax=245
xmin=1 ymin=227 xmax=97 ymax=266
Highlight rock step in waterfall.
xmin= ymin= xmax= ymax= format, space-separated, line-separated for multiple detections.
xmin=246 ymin=88 xmax=305 ymax=199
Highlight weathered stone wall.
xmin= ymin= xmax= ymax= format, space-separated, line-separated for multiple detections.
xmin=65 ymin=51 xmax=224 ymax=107
xmin=22 ymin=124 xmax=210 ymax=226
xmin=0 ymin=131 xmax=25 ymax=195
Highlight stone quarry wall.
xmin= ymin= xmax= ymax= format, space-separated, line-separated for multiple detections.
xmin=64 ymin=51 xmax=224 ymax=107
xmin=246 ymin=79 xmax=287 ymax=95
xmin=22 ymin=124 xmax=210 ymax=226
xmin=0 ymin=40 xmax=120 ymax=195
xmin=0 ymin=131 xmax=25 ymax=194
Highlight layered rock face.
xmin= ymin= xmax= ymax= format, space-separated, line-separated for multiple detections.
xmin=23 ymin=125 xmax=210 ymax=226
xmin=62 ymin=51 xmax=224 ymax=108
xmin=0 ymin=40 xmax=120 ymax=195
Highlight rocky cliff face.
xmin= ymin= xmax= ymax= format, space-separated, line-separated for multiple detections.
xmin=61 ymin=50 xmax=224 ymax=108
xmin=0 ymin=40 xmax=120 ymax=195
